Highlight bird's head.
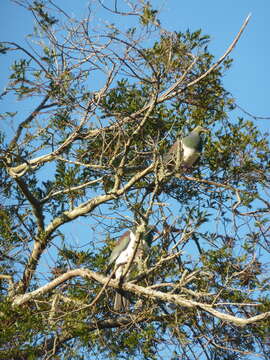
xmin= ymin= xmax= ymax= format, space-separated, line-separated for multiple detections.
xmin=192 ymin=126 xmax=209 ymax=135
xmin=143 ymin=225 xmax=157 ymax=246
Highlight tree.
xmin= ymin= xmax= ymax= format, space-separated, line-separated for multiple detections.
xmin=0 ymin=1 xmax=269 ymax=359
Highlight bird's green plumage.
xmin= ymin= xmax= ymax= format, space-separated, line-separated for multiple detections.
xmin=182 ymin=126 xmax=206 ymax=151
xmin=164 ymin=126 xmax=208 ymax=169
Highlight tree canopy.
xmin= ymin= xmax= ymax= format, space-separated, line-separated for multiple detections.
xmin=0 ymin=1 xmax=269 ymax=359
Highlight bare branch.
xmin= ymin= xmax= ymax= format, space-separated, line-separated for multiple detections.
xmin=12 ymin=268 xmax=270 ymax=327
xmin=40 ymin=177 xmax=103 ymax=203
xmin=2 ymin=41 xmax=49 ymax=73
xmin=181 ymin=14 xmax=251 ymax=94
xmin=97 ymin=0 xmax=139 ymax=16
xmin=236 ymin=103 xmax=270 ymax=120
xmin=8 ymin=95 xmax=50 ymax=152
xmin=137 ymin=13 xmax=251 ymax=108
xmin=14 ymin=178 xmax=44 ymax=231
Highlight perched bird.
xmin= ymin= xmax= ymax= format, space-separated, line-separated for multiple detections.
xmin=107 ymin=227 xmax=154 ymax=311
xmin=164 ymin=126 xmax=209 ymax=171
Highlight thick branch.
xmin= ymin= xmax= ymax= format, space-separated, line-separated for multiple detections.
xmin=21 ymin=163 xmax=154 ymax=290
xmin=13 ymin=268 xmax=270 ymax=327
xmin=15 ymin=178 xmax=44 ymax=231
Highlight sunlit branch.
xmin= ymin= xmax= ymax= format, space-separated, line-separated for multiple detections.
xmin=12 ymin=268 xmax=270 ymax=327
xmin=40 ymin=178 xmax=103 ymax=203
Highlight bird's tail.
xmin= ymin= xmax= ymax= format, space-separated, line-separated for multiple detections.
xmin=114 ymin=291 xmax=130 ymax=312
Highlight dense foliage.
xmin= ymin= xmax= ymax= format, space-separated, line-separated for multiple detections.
xmin=0 ymin=1 xmax=269 ymax=359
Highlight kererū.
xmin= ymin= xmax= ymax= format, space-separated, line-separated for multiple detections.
xmin=164 ymin=126 xmax=209 ymax=171
xmin=107 ymin=227 xmax=154 ymax=312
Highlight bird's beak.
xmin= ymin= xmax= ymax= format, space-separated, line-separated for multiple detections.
xmin=202 ymin=128 xmax=210 ymax=133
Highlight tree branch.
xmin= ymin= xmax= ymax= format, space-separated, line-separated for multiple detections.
xmin=14 ymin=178 xmax=44 ymax=231
xmin=8 ymin=95 xmax=50 ymax=152
xmin=21 ymin=163 xmax=154 ymax=290
xmin=12 ymin=268 xmax=270 ymax=327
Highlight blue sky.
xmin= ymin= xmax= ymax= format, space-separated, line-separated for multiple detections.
xmin=1 ymin=0 xmax=269 ymax=130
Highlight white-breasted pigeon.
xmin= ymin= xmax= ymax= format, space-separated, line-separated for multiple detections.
xmin=164 ymin=126 xmax=208 ymax=170
xmin=107 ymin=228 xmax=154 ymax=311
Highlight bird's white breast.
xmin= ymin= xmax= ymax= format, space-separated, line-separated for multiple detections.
xmin=115 ymin=232 xmax=136 ymax=278
xmin=182 ymin=144 xmax=196 ymax=161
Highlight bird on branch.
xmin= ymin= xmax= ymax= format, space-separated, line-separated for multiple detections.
xmin=107 ymin=227 xmax=155 ymax=312
xmin=163 ymin=125 xmax=209 ymax=171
